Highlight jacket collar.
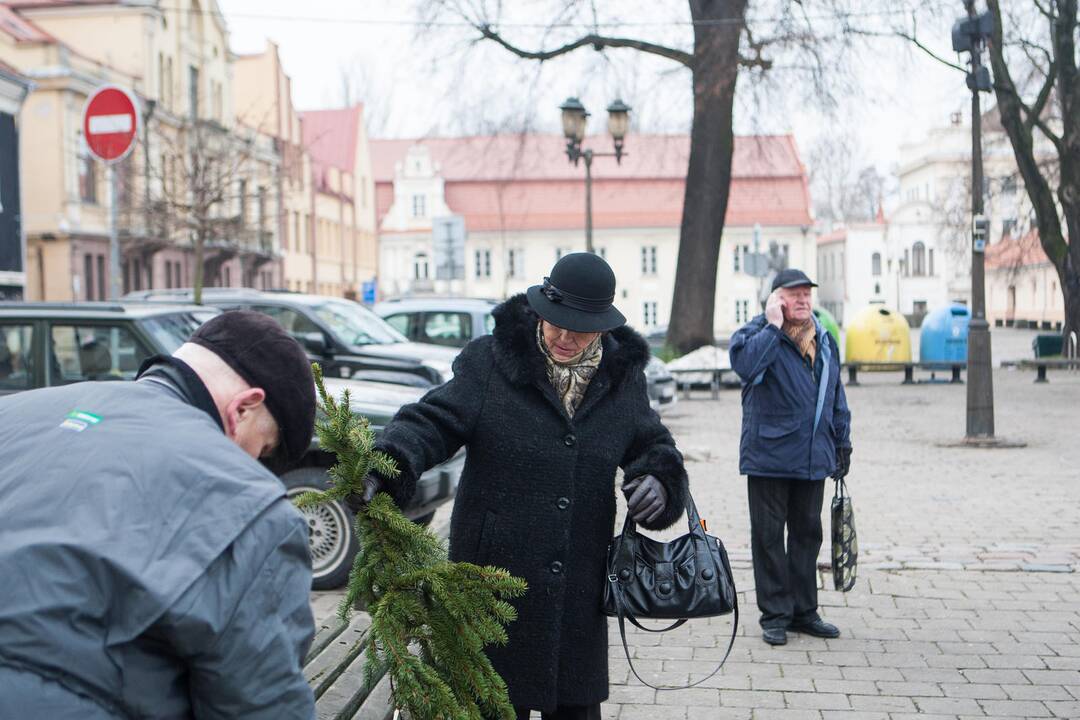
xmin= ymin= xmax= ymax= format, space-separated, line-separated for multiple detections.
xmin=136 ymin=355 xmax=225 ymax=432
xmin=491 ymin=293 xmax=651 ymax=390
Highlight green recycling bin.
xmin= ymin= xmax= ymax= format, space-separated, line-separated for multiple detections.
xmin=1032 ymin=334 xmax=1063 ymax=358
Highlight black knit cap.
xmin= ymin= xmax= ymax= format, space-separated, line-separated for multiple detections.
xmin=189 ymin=310 xmax=315 ymax=464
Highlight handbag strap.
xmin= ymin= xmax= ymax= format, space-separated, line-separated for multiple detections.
xmin=607 ymin=573 xmax=739 ymax=691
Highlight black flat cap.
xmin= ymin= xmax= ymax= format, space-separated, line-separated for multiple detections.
xmin=189 ymin=310 xmax=315 ymax=464
xmin=771 ymin=268 xmax=818 ymax=292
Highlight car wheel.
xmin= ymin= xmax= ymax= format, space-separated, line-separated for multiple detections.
xmin=281 ymin=467 xmax=358 ymax=591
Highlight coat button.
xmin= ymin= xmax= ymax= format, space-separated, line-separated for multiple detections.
xmin=550 ymin=561 xmax=563 ymax=574
xmin=659 ymin=581 xmax=672 ymax=595
xmin=618 ymin=568 xmax=632 ymax=581
xmin=556 ymin=497 xmax=571 ymax=510
xmin=701 ymin=568 xmax=715 ymax=581
xmin=563 ymin=433 xmax=576 ymax=447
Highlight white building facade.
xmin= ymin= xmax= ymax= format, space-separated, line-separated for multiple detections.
xmin=371 ymin=134 xmax=815 ymax=337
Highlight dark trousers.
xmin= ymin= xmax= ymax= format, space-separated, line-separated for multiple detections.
xmin=515 ymin=705 xmax=601 ymax=720
xmin=747 ymin=476 xmax=825 ymax=629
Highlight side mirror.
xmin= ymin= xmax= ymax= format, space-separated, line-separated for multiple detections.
xmin=300 ymin=332 xmax=328 ymax=356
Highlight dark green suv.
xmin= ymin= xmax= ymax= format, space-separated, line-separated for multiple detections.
xmin=0 ymin=302 xmax=462 ymax=590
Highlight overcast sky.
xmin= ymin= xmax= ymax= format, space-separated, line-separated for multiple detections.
xmin=217 ymin=1 xmax=970 ymax=177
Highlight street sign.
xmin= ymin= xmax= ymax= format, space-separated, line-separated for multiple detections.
xmin=972 ymin=214 xmax=989 ymax=253
xmin=432 ymin=215 xmax=466 ymax=281
xmin=362 ymin=279 xmax=377 ymax=305
xmin=83 ymin=85 xmax=139 ymax=163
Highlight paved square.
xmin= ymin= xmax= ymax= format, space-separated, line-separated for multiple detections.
xmin=314 ymin=353 xmax=1080 ymax=719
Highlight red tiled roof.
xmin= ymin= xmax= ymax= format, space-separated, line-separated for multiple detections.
xmin=372 ymin=133 xmax=812 ymax=231
xmin=0 ymin=4 xmax=55 ymax=43
xmin=301 ymin=106 xmax=363 ymax=173
xmin=986 ymin=229 xmax=1052 ymax=269
xmin=817 ymin=229 xmax=847 ymax=246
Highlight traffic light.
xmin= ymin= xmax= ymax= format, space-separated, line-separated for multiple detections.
xmin=951 ymin=12 xmax=993 ymax=53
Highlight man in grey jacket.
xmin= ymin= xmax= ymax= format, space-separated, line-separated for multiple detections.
xmin=0 ymin=311 xmax=317 ymax=719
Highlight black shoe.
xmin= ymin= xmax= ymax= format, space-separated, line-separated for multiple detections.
xmin=790 ymin=618 xmax=840 ymax=638
xmin=762 ymin=627 xmax=787 ymax=645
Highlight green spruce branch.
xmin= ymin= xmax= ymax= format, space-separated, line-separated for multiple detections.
xmin=296 ymin=363 xmax=527 ymax=720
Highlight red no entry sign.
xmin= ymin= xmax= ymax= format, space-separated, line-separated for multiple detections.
xmin=83 ymin=85 xmax=139 ymax=163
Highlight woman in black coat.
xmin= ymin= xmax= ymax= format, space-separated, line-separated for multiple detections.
xmin=362 ymin=253 xmax=689 ymax=719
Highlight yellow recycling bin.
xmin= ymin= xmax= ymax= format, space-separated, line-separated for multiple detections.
xmin=844 ymin=305 xmax=912 ymax=365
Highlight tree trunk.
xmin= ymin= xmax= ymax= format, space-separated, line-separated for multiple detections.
xmin=665 ymin=0 xmax=748 ymax=355
xmin=193 ymin=232 xmax=205 ymax=305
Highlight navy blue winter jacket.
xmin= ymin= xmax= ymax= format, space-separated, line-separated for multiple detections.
xmin=729 ymin=314 xmax=852 ymax=481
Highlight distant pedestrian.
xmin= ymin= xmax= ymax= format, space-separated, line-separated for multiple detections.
xmin=729 ymin=269 xmax=852 ymax=646
xmin=0 ymin=310 xmax=318 ymax=718
xmin=354 ymin=253 xmax=689 ymax=719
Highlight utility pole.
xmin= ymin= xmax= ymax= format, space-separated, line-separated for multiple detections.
xmin=952 ymin=2 xmax=1000 ymax=441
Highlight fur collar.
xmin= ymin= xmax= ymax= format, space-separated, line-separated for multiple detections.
xmin=491 ymin=294 xmax=651 ymax=387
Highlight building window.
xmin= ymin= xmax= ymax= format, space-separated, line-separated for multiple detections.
xmin=734 ymin=245 xmax=741 ymax=273
xmin=641 ymin=246 xmax=657 ymax=275
xmin=79 ymin=142 xmax=97 ymax=204
xmin=411 ymin=194 xmax=426 ymax=218
xmin=903 ymin=249 xmax=910 ymax=276
xmin=872 ymin=252 xmax=882 ymax=277
xmin=874 ymin=282 xmax=881 ymax=295
xmin=414 ymin=253 xmax=429 ymax=280
xmin=174 ymin=262 xmax=182 ymax=288
xmin=188 ymin=65 xmax=199 ymax=119
xmin=474 ymin=249 xmax=491 ymax=278
xmin=237 ymin=179 xmax=247 ymax=223
xmin=928 ymin=248 xmax=935 ymax=276
xmin=507 ymin=248 xmax=524 ymax=279
xmin=164 ymin=260 xmax=172 ymax=289
xmin=735 ymin=299 xmax=750 ymax=324
xmin=642 ymin=301 xmax=658 ymax=327
xmin=84 ymin=254 xmax=94 ymax=301
xmin=912 ymin=242 xmax=926 ymax=276
xmin=96 ymin=255 xmax=106 ymax=300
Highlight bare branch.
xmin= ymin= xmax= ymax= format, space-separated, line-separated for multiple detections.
xmin=476 ymin=23 xmax=693 ymax=67
xmin=1025 ymin=63 xmax=1058 ymax=132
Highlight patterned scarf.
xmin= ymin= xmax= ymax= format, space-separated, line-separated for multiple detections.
xmin=536 ymin=322 xmax=603 ymax=418
xmin=783 ymin=318 xmax=817 ymax=365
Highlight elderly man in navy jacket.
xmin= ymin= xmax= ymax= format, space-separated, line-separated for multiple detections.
xmin=730 ymin=269 xmax=852 ymax=646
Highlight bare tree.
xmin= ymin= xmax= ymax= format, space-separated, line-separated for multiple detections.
xmin=985 ymin=0 xmax=1080 ymax=354
xmin=808 ymin=134 xmax=887 ymax=225
xmin=418 ymin=0 xmax=864 ymax=353
xmin=123 ymin=116 xmax=278 ymax=304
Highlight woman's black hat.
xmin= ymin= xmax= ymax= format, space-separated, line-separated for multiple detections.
xmin=526 ymin=252 xmax=627 ymax=333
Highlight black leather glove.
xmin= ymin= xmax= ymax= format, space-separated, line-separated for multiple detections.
xmin=622 ymin=474 xmax=668 ymax=524
xmin=345 ymin=473 xmax=385 ymax=513
xmin=834 ymin=446 xmax=852 ymax=480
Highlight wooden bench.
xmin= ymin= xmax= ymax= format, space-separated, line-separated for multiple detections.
xmin=843 ymin=362 xmax=965 ymax=387
xmin=1000 ymin=358 xmax=1080 ymax=383
xmin=305 ymin=514 xmax=451 ymax=719
xmin=667 ymin=367 xmax=739 ymax=400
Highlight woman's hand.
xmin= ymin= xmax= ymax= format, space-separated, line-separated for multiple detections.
xmin=622 ymin=475 xmax=668 ymax=524
xmin=345 ymin=473 xmax=385 ymax=512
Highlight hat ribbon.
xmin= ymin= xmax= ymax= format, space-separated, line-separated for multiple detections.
xmin=541 ymin=277 xmax=614 ymax=313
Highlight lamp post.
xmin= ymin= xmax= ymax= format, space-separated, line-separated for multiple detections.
xmin=559 ymin=97 xmax=630 ymax=254
xmin=952 ymin=1 xmax=996 ymax=440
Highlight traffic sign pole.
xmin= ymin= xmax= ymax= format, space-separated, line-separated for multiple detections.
xmin=109 ymin=165 xmax=120 ymax=300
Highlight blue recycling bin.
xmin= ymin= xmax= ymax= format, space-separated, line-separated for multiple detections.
xmin=919 ymin=304 xmax=970 ymax=364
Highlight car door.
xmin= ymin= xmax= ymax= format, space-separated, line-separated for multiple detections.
xmin=46 ymin=320 xmax=154 ymax=385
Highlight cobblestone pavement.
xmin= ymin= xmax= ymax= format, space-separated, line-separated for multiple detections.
xmin=314 ymin=362 xmax=1080 ymax=719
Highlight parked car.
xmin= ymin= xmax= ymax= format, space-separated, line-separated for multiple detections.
xmin=0 ymin=302 xmax=462 ymax=590
xmin=373 ymin=297 xmax=677 ymax=412
xmin=126 ymin=289 xmax=459 ymax=389
xmin=374 ymin=297 xmax=498 ymax=348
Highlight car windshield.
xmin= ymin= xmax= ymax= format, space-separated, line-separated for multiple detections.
xmin=313 ymin=301 xmax=407 ymax=346
xmin=141 ymin=312 xmax=214 ymax=353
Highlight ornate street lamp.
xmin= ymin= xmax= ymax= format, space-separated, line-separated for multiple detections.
xmin=559 ymin=96 xmax=631 ymax=253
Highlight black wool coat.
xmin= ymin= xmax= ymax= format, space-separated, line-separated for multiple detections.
xmin=375 ymin=294 xmax=689 ymax=712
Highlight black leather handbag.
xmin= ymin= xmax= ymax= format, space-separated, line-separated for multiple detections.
xmin=603 ymin=492 xmax=738 ymax=690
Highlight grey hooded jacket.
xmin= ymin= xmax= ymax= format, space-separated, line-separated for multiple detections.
xmin=0 ymin=374 xmax=315 ymax=719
